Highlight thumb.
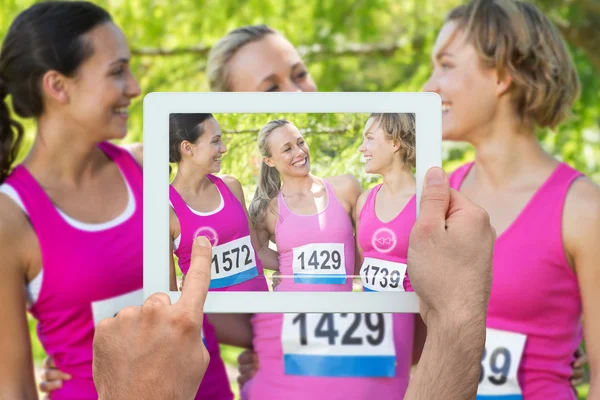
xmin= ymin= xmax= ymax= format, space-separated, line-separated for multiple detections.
xmin=176 ymin=236 xmax=212 ymax=324
xmin=416 ymin=167 xmax=450 ymax=233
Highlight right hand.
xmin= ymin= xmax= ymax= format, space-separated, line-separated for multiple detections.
xmin=407 ymin=167 xmax=495 ymax=327
xmin=237 ymin=349 xmax=259 ymax=389
xmin=271 ymin=271 xmax=282 ymax=290
xmin=93 ymin=237 xmax=212 ymax=400
xmin=38 ymin=356 xmax=71 ymax=396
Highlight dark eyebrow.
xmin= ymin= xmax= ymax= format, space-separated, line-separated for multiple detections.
xmin=109 ymin=58 xmax=130 ymax=67
xmin=291 ymin=62 xmax=306 ymax=72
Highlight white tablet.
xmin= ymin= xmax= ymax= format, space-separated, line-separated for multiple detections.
xmin=143 ymin=92 xmax=441 ymax=313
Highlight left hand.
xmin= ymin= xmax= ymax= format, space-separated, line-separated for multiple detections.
xmin=92 ymin=237 xmax=212 ymax=400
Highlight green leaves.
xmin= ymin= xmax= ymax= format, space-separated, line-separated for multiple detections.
xmin=1 ymin=0 xmax=598 ymax=181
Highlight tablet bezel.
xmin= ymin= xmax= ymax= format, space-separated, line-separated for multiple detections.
xmin=143 ymin=92 xmax=441 ymax=313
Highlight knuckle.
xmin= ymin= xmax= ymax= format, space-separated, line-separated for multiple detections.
xmin=115 ymin=306 xmax=139 ymax=321
xmin=412 ymin=218 xmax=437 ymax=240
xmin=172 ymin=310 xmax=199 ymax=334
xmin=421 ymin=190 xmax=447 ymax=204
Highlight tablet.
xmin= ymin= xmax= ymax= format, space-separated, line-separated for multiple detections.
xmin=143 ymin=92 xmax=441 ymax=313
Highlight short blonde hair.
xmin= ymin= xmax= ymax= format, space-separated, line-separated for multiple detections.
xmin=446 ymin=0 xmax=580 ymax=129
xmin=207 ymin=25 xmax=277 ymax=92
xmin=369 ymin=113 xmax=416 ymax=168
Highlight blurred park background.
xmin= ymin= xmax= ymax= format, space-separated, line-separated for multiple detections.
xmin=1 ymin=0 xmax=598 ymax=398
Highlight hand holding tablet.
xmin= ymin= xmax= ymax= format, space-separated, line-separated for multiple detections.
xmin=93 ymin=237 xmax=213 ymax=400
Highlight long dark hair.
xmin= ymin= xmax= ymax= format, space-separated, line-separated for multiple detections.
xmin=0 ymin=1 xmax=113 ymax=183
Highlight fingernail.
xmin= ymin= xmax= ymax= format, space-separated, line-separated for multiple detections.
xmin=426 ymin=167 xmax=445 ymax=187
xmin=195 ymin=236 xmax=209 ymax=246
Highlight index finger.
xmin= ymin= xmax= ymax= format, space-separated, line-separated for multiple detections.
xmin=176 ymin=236 xmax=212 ymax=323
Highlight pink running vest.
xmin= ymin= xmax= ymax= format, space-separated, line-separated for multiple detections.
xmin=358 ymin=184 xmax=414 ymax=292
xmin=354 ymin=184 xmax=416 ymax=398
xmin=450 ymin=162 xmax=584 ymax=400
xmin=273 ymin=178 xmax=355 ymax=291
xmin=5 ymin=142 xmax=142 ymax=399
xmin=246 ymin=179 xmax=401 ymax=400
xmin=170 ymin=174 xmax=267 ymax=292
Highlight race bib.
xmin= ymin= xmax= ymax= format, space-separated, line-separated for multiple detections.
xmin=210 ymin=235 xmax=258 ymax=289
xmin=281 ymin=313 xmax=396 ymax=377
xmin=477 ymin=328 xmax=527 ymax=400
xmin=360 ymin=257 xmax=407 ymax=292
xmin=91 ymin=289 xmax=144 ymax=327
xmin=291 ymin=243 xmax=346 ymax=284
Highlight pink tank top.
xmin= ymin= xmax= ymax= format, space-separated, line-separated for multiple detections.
xmin=170 ymin=174 xmax=267 ymax=292
xmin=353 ymin=184 xmax=416 ymax=397
xmin=5 ymin=142 xmax=142 ymax=399
xmin=273 ymin=178 xmax=355 ymax=291
xmin=358 ymin=184 xmax=414 ymax=292
xmin=450 ymin=162 xmax=583 ymax=400
xmin=246 ymin=179 xmax=401 ymax=400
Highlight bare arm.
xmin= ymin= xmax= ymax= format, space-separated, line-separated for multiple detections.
xmin=404 ymin=168 xmax=492 ymax=400
xmin=405 ymin=315 xmax=486 ymax=400
xmin=0 ymin=197 xmax=39 ymax=400
xmin=411 ymin=315 xmax=427 ymax=366
xmin=353 ymin=189 xmax=370 ymax=276
xmin=207 ymin=314 xmax=254 ymax=349
xmin=565 ymin=178 xmax=600 ymax=399
xmin=222 ymin=175 xmax=279 ymax=270
xmin=169 ymin=207 xmax=180 ymax=291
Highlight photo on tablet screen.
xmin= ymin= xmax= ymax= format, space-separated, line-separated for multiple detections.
xmin=144 ymin=92 xmax=441 ymax=313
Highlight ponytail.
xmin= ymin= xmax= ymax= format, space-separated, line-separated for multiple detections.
xmin=248 ymin=160 xmax=281 ymax=227
xmin=248 ymin=119 xmax=290 ymax=227
xmin=0 ymin=79 xmax=24 ymax=184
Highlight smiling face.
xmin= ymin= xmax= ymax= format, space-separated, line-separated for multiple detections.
xmin=358 ymin=116 xmax=398 ymax=175
xmin=263 ymin=123 xmax=310 ymax=178
xmin=183 ymin=117 xmax=227 ymax=174
xmin=226 ymin=33 xmax=317 ymax=92
xmin=64 ymin=22 xmax=141 ymax=140
xmin=422 ymin=21 xmax=501 ymax=142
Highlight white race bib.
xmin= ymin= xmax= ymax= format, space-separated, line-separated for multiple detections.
xmin=281 ymin=313 xmax=396 ymax=377
xmin=291 ymin=243 xmax=346 ymax=285
xmin=91 ymin=289 xmax=144 ymax=327
xmin=210 ymin=235 xmax=258 ymax=289
xmin=360 ymin=257 xmax=407 ymax=292
xmin=477 ymin=328 xmax=527 ymax=400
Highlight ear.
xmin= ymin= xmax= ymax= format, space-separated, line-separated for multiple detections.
xmin=392 ymin=139 xmax=401 ymax=153
xmin=263 ymin=157 xmax=275 ymax=168
xmin=495 ymin=69 xmax=513 ymax=97
xmin=41 ymin=70 xmax=70 ymax=104
xmin=180 ymin=141 xmax=194 ymax=157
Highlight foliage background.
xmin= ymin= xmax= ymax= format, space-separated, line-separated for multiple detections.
xmin=1 ymin=0 xmax=597 ymax=398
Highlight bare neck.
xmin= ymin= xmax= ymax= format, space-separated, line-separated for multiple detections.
xmin=280 ymin=173 xmax=320 ymax=197
xmin=467 ymin=118 xmax=557 ymax=190
xmin=379 ymin=159 xmax=416 ymax=197
xmin=171 ymin=163 xmax=212 ymax=195
xmin=23 ymin=114 xmax=107 ymax=186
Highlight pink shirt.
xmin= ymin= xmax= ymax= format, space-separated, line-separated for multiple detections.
xmin=246 ymin=179 xmax=403 ymax=399
xmin=5 ymin=142 xmax=142 ymax=399
xmin=450 ymin=162 xmax=584 ymax=400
